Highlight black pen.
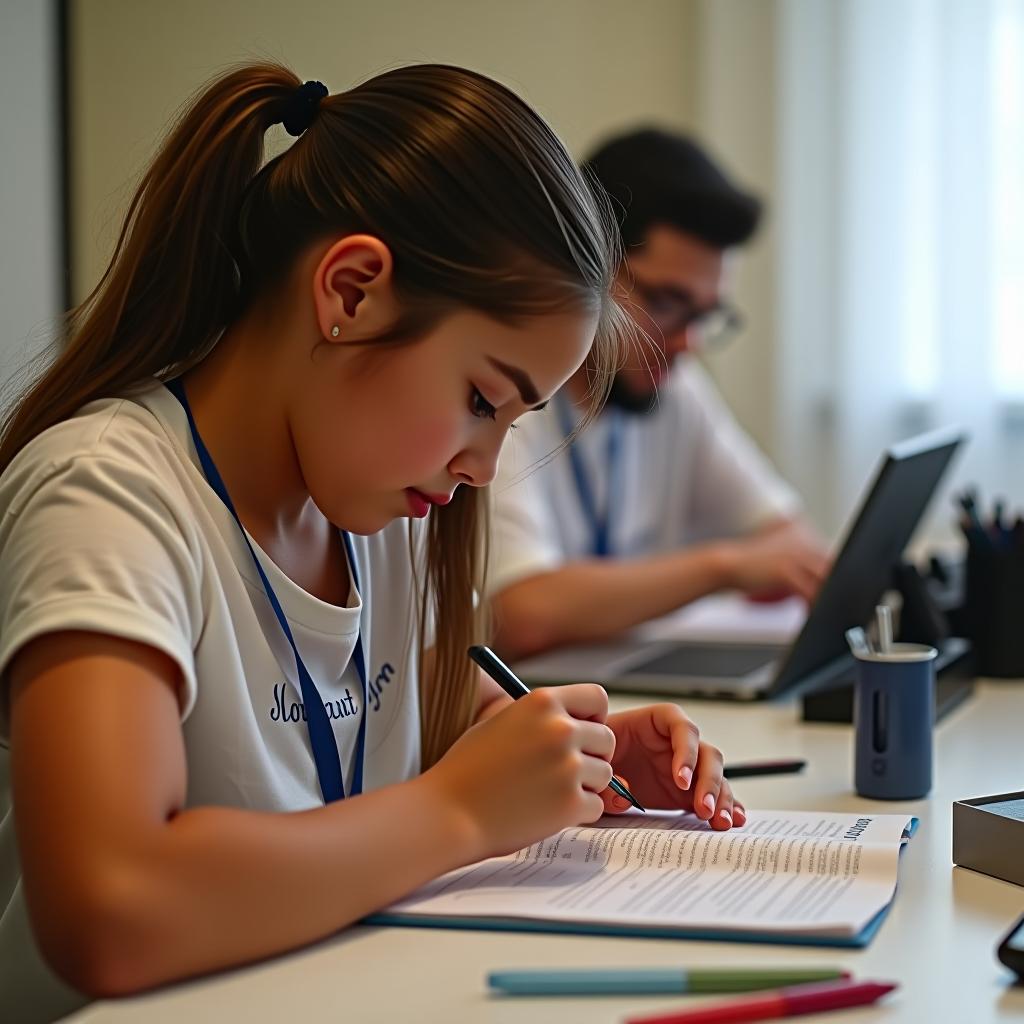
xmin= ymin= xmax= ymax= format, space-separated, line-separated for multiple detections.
xmin=467 ymin=645 xmax=645 ymax=812
xmin=723 ymin=759 xmax=807 ymax=779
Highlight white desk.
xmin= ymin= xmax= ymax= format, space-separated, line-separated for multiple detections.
xmin=71 ymin=682 xmax=1024 ymax=1024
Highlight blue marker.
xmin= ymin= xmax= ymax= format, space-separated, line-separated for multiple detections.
xmin=487 ymin=967 xmax=850 ymax=996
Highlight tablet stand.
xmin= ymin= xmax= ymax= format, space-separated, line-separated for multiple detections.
xmin=800 ymin=560 xmax=974 ymax=724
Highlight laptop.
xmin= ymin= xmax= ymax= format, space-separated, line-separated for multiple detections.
xmin=513 ymin=428 xmax=966 ymax=700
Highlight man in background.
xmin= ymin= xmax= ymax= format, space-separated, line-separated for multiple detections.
xmin=488 ymin=128 xmax=830 ymax=659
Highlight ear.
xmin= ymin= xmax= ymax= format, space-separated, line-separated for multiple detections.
xmin=312 ymin=235 xmax=397 ymax=341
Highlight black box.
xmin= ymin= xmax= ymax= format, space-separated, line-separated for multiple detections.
xmin=953 ymin=791 xmax=1024 ymax=888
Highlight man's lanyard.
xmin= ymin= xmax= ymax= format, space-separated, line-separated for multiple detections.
xmin=166 ymin=378 xmax=367 ymax=804
xmin=554 ymin=394 xmax=623 ymax=559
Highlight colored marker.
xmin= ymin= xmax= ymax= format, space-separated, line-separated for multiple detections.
xmin=487 ymin=967 xmax=850 ymax=996
xmin=625 ymin=978 xmax=898 ymax=1024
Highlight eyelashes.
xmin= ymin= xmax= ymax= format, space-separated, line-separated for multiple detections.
xmin=470 ymin=386 xmax=497 ymax=420
xmin=470 ymin=387 xmax=518 ymax=431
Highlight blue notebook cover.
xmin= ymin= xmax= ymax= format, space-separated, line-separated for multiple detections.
xmin=365 ymin=818 xmax=918 ymax=950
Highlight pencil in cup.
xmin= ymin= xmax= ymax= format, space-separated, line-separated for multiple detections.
xmin=466 ymin=645 xmax=644 ymax=811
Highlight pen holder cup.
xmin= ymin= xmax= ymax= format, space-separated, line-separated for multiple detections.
xmin=964 ymin=543 xmax=1024 ymax=678
xmin=853 ymin=644 xmax=935 ymax=800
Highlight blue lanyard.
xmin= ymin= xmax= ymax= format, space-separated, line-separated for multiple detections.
xmin=555 ymin=394 xmax=622 ymax=558
xmin=166 ymin=379 xmax=367 ymax=803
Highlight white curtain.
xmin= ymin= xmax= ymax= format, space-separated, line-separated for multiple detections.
xmin=775 ymin=0 xmax=1024 ymax=545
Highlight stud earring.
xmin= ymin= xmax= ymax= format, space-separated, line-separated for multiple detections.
xmin=330 ymin=325 xmax=340 ymax=338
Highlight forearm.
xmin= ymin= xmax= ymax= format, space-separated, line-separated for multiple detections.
xmin=50 ymin=774 xmax=475 ymax=996
xmin=492 ymin=546 xmax=733 ymax=659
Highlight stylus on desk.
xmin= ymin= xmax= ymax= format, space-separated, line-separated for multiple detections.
xmin=723 ymin=760 xmax=807 ymax=779
xmin=467 ymin=645 xmax=645 ymax=812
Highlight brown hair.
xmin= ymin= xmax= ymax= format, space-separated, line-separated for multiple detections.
xmin=0 ymin=62 xmax=630 ymax=767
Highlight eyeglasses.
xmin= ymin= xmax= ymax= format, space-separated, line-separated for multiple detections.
xmin=626 ymin=279 xmax=744 ymax=349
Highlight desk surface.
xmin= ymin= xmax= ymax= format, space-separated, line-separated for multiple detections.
xmin=72 ymin=682 xmax=1024 ymax=1024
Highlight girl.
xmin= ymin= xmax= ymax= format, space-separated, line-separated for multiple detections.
xmin=0 ymin=62 xmax=742 ymax=1021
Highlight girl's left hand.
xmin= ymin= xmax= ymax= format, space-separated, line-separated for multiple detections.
xmin=602 ymin=704 xmax=745 ymax=831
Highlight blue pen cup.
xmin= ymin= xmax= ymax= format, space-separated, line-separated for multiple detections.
xmin=853 ymin=643 xmax=936 ymax=800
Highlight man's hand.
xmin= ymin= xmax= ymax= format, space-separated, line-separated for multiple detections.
xmin=716 ymin=521 xmax=830 ymax=603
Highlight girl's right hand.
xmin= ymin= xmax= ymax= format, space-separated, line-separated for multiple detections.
xmin=423 ymin=684 xmax=615 ymax=862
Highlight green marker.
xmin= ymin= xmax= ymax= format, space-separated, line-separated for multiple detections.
xmin=487 ymin=967 xmax=851 ymax=996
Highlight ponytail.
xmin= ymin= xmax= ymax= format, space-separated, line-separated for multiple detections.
xmin=0 ymin=64 xmax=301 ymax=472
xmin=1 ymin=60 xmax=633 ymax=769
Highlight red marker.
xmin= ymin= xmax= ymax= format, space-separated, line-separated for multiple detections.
xmin=625 ymin=979 xmax=898 ymax=1024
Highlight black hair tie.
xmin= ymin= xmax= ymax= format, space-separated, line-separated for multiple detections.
xmin=280 ymin=80 xmax=329 ymax=137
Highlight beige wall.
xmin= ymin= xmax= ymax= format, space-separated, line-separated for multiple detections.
xmin=69 ymin=0 xmax=699 ymax=300
xmin=693 ymin=0 xmax=779 ymax=462
xmin=68 ymin=1 xmax=788 ymax=469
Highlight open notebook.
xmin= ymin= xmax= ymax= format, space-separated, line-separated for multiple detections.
xmin=367 ymin=810 xmax=917 ymax=948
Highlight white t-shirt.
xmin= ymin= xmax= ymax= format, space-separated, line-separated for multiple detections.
xmin=487 ymin=360 xmax=801 ymax=595
xmin=0 ymin=383 xmax=426 ymax=1022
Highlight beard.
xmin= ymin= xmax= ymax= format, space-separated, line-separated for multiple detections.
xmin=604 ymin=372 xmax=661 ymax=415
